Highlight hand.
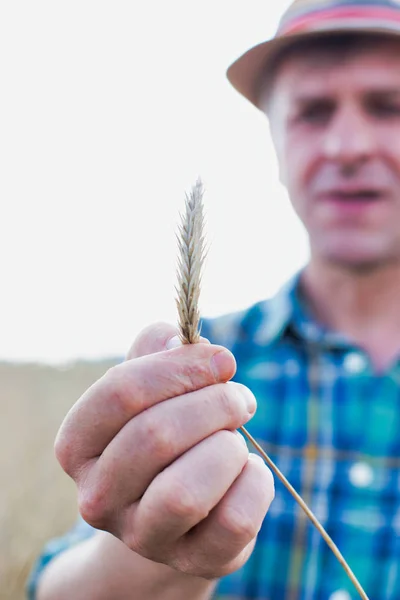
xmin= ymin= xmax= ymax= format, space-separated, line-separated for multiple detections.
xmin=55 ymin=323 xmax=274 ymax=580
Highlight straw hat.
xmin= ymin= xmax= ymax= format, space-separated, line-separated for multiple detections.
xmin=227 ymin=0 xmax=400 ymax=108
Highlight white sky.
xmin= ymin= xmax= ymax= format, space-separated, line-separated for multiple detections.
xmin=0 ymin=1 xmax=309 ymax=363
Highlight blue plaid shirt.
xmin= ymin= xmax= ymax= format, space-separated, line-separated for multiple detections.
xmin=28 ymin=273 xmax=400 ymax=600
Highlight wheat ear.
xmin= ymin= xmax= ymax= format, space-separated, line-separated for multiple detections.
xmin=176 ymin=178 xmax=206 ymax=344
xmin=175 ymin=179 xmax=369 ymax=600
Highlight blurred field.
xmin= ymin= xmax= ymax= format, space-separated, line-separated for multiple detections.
xmin=0 ymin=358 xmax=119 ymax=600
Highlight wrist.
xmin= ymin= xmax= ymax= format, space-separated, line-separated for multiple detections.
xmin=37 ymin=529 xmax=217 ymax=600
xmin=94 ymin=531 xmax=217 ymax=600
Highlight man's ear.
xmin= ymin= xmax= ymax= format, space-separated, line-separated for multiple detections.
xmin=277 ymin=160 xmax=287 ymax=187
xmin=261 ymin=84 xmax=288 ymax=188
xmin=267 ymin=119 xmax=287 ymax=187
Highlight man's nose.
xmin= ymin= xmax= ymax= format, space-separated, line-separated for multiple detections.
xmin=323 ymin=104 xmax=376 ymax=170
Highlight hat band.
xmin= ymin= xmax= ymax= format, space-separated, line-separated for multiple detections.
xmin=280 ymin=6 xmax=400 ymax=36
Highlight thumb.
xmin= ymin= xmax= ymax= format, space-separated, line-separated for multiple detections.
xmin=126 ymin=321 xmax=209 ymax=360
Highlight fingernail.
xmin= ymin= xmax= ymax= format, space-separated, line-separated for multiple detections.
xmin=239 ymin=385 xmax=257 ymax=415
xmin=166 ymin=335 xmax=182 ymax=350
xmin=211 ymin=349 xmax=236 ymax=381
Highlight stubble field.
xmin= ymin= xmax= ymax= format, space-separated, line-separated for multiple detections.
xmin=1 ymin=358 xmax=118 ymax=600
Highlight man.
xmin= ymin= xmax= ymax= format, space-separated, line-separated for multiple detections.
xmin=28 ymin=0 xmax=400 ymax=598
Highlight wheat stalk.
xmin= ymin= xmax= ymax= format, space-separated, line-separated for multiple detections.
xmin=176 ymin=178 xmax=206 ymax=344
xmin=175 ymin=179 xmax=369 ymax=600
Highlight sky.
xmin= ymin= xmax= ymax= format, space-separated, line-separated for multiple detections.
xmin=0 ymin=1 xmax=309 ymax=363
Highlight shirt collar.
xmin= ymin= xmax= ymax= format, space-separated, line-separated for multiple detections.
xmin=254 ymin=270 xmax=350 ymax=349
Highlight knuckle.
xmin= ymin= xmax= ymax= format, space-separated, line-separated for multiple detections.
xmin=54 ymin=430 xmax=69 ymax=472
xmin=179 ymin=359 xmax=214 ymax=391
xmin=78 ymin=483 xmax=110 ymax=529
xmin=219 ymin=505 xmax=259 ymax=542
xmin=142 ymin=415 xmax=177 ymax=459
xmin=104 ymin=363 xmax=125 ymax=393
xmin=103 ymin=364 xmax=137 ymax=416
xmin=124 ymin=516 xmax=170 ymax=563
xmin=126 ymin=529 xmax=170 ymax=565
xmin=213 ymin=382 xmax=248 ymax=422
xmin=163 ymin=480 xmax=209 ymax=523
xmin=213 ymin=384 xmax=238 ymax=422
xmin=54 ymin=426 xmax=81 ymax=477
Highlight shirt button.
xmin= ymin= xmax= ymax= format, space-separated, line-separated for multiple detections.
xmin=303 ymin=323 xmax=319 ymax=340
xmin=285 ymin=359 xmax=300 ymax=377
xmin=349 ymin=462 xmax=374 ymax=488
xmin=344 ymin=352 xmax=367 ymax=374
xmin=329 ymin=590 xmax=352 ymax=600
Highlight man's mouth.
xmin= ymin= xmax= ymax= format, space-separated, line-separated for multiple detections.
xmin=315 ymin=187 xmax=390 ymax=221
xmin=319 ymin=189 xmax=384 ymax=202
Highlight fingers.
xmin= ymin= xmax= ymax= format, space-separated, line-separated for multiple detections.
xmin=56 ymin=341 xmax=236 ymax=478
xmin=117 ymin=441 xmax=275 ymax=580
xmin=81 ymin=382 xmax=257 ymax=514
xmin=55 ymin=320 xmax=271 ymax=581
xmin=181 ymin=453 xmax=275 ymax=576
xmin=124 ymin=430 xmax=249 ymax=557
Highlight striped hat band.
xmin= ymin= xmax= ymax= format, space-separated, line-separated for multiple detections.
xmin=227 ymin=0 xmax=400 ymax=109
xmin=280 ymin=3 xmax=400 ymax=35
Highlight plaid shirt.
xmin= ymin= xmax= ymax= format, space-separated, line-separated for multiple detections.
xmin=28 ymin=273 xmax=400 ymax=600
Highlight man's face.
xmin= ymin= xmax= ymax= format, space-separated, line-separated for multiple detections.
xmin=263 ymin=39 xmax=400 ymax=270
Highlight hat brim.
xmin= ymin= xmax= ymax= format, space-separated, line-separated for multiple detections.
xmin=227 ymin=25 xmax=400 ymax=109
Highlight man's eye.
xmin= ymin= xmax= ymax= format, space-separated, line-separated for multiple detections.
xmin=371 ymin=102 xmax=400 ymax=118
xmin=297 ymin=103 xmax=334 ymax=124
